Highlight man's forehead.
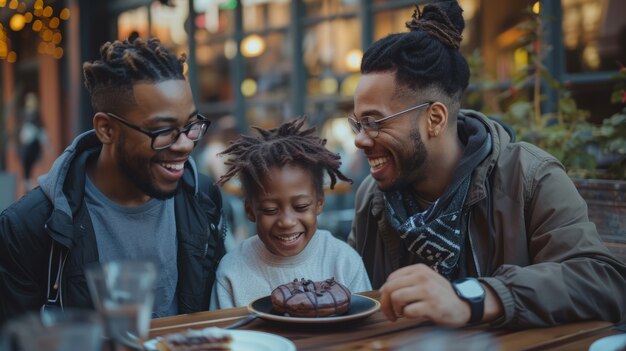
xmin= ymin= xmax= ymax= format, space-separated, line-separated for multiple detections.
xmin=131 ymin=80 xmax=192 ymax=105
xmin=355 ymin=73 xmax=408 ymax=114
xmin=124 ymin=80 xmax=194 ymax=120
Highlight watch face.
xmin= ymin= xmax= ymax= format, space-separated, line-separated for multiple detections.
xmin=456 ymin=279 xmax=485 ymax=299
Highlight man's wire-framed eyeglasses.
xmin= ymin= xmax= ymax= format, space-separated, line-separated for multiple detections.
xmin=347 ymin=101 xmax=432 ymax=138
xmin=106 ymin=112 xmax=211 ymax=150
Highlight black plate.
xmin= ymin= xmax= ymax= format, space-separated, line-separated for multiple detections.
xmin=247 ymin=294 xmax=380 ymax=324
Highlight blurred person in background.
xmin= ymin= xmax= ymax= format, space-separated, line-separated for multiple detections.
xmin=348 ymin=1 xmax=626 ymax=328
xmin=197 ymin=115 xmax=246 ymax=248
xmin=198 ymin=115 xmax=239 ymax=182
xmin=0 ymin=37 xmax=226 ymax=326
xmin=18 ymin=92 xmax=47 ymax=193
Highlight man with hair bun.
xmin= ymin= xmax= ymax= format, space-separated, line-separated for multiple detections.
xmin=348 ymin=1 xmax=625 ymax=328
xmin=0 ymin=38 xmax=225 ymax=325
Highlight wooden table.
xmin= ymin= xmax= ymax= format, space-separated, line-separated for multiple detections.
xmin=149 ymin=291 xmax=622 ymax=351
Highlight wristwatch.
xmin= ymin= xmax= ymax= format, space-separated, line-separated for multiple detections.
xmin=452 ymin=277 xmax=486 ymax=324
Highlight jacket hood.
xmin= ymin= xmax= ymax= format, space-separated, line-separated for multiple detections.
xmin=458 ymin=109 xmax=513 ymax=207
xmin=38 ymin=130 xmax=101 ymax=219
xmin=38 ymin=130 xmax=200 ymax=228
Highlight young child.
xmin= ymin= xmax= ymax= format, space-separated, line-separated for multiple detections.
xmin=209 ymin=117 xmax=372 ymax=309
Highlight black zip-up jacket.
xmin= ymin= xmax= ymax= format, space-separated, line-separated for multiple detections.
xmin=0 ymin=131 xmax=225 ymax=326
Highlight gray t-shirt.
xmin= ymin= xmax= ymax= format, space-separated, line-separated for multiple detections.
xmin=84 ymin=176 xmax=178 ymax=318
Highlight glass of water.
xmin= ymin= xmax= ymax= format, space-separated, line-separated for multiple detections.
xmin=85 ymin=260 xmax=157 ymax=349
xmin=1 ymin=309 xmax=103 ymax=351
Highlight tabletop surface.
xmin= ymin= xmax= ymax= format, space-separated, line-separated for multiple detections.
xmin=148 ymin=291 xmax=622 ymax=351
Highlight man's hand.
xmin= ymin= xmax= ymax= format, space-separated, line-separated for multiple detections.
xmin=379 ymin=263 xmax=471 ymax=327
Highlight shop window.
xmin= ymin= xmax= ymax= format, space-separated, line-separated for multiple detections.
xmin=374 ymin=6 xmax=414 ymax=41
xmin=196 ymin=41 xmax=233 ymax=103
xmin=117 ymin=7 xmax=149 ymax=40
xmin=194 ymin=0 xmax=235 ymax=35
xmin=243 ymin=31 xmax=291 ymax=102
xmin=304 ymin=0 xmax=358 ymax=17
xmin=150 ymin=1 xmax=189 ymax=51
xmin=304 ymin=18 xmax=360 ymax=97
xmin=562 ymin=0 xmax=626 ymax=73
xmin=245 ymin=103 xmax=288 ymax=131
xmin=242 ymin=0 xmax=290 ymax=32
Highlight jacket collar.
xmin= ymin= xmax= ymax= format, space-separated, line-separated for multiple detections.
xmin=459 ymin=110 xmax=512 ymax=207
xmin=39 ymin=130 xmax=200 ymax=248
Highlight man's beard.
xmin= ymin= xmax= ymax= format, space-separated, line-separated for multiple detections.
xmin=384 ymin=128 xmax=428 ymax=192
xmin=116 ymin=133 xmax=178 ymax=200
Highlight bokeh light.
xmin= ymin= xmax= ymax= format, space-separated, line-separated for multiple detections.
xmin=241 ymin=34 xmax=265 ymax=58
xmin=60 ymin=8 xmax=71 ymax=20
xmin=9 ymin=14 xmax=26 ymax=31
xmin=43 ymin=6 xmax=53 ymax=17
xmin=241 ymin=78 xmax=257 ymax=97
xmin=49 ymin=17 xmax=60 ymax=29
xmin=7 ymin=51 xmax=17 ymax=63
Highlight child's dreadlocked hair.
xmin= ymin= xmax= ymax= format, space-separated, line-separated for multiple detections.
xmin=216 ymin=117 xmax=352 ymax=198
xmin=361 ymin=1 xmax=469 ymax=119
xmin=82 ymin=37 xmax=186 ymax=112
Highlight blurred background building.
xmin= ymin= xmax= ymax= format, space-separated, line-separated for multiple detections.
xmin=1 ymin=0 xmax=625 ymax=239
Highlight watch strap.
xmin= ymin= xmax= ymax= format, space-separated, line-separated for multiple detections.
xmin=453 ymin=277 xmax=485 ymax=324
xmin=467 ymin=293 xmax=484 ymax=324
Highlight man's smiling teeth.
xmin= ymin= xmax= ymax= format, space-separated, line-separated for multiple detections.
xmin=161 ymin=162 xmax=184 ymax=171
xmin=368 ymin=157 xmax=389 ymax=169
xmin=274 ymin=233 xmax=302 ymax=242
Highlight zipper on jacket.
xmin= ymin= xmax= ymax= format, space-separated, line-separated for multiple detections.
xmin=204 ymin=222 xmax=217 ymax=258
xmin=466 ymin=211 xmax=482 ymax=277
xmin=58 ymin=250 xmax=69 ymax=309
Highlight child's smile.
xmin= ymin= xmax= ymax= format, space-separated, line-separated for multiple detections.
xmin=245 ymin=164 xmax=324 ymax=257
xmin=271 ymin=231 xmax=305 ymax=251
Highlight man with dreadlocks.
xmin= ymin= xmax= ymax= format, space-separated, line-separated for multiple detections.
xmin=209 ymin=117 xmax=371 ymax=309
xmin=348 ymin=1 xmax=625 ymax=328
xmin=0 ymin=38 xmax=225 ymax=325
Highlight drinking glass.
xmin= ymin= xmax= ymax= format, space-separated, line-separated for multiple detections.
xmin=85 ymin=260 xmax=157 ymax=349
xmin=0 ymin=309 xmax=103 ymax=351
xmin=394 ymin=328 xmax=500 ymax=351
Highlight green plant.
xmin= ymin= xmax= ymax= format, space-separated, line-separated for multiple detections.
xmin=468 ymin=6 xmax=626 ymax=180
xmin=592 ymin=66 xmax=626 ymax=179
xmin=494 ymin=7 xmax=601 ymax=178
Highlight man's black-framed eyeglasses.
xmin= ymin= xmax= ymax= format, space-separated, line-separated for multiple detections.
xmin=106 ymin=112 xmax=211 ymax=150
xmin=347 ymin=101 xmax=432 ymax=138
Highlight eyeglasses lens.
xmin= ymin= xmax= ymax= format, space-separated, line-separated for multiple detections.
xmin=152 ymin=121 xmax=208 ymax=149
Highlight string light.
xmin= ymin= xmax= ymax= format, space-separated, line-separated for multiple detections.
xmin=59 ymin=8 xmax=70 ymax=20
xmin=9 ymin=14 xmax=25 ymax=31
xmin=42 ymin=6 xmax=53 ymax=17
xmin=0 ymin=0 xmax=67 ymax=62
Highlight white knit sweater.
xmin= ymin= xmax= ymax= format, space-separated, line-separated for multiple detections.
xmin=210 ymin=229 xmax=372 ymax=309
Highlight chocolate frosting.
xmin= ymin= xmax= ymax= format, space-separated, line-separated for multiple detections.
xmin=271 ymin=277 xmax=351 ymax=317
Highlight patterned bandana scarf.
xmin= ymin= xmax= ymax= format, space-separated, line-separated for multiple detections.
xmin=384 ymin=175 xmax=471 ymax=279
xmin=384 ymin=114 xmax=492 ymax=280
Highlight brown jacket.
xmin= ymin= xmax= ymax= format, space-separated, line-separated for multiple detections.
xmin=348 ymin=110 xmax=626 ymax=328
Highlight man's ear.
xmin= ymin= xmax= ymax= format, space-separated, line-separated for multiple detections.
xmin=93 ymin=112 xmax=115 ymax=145
xmin=244 ymin=200 xmax=256 ymax=222
xmin=426 ymin=102 xmax=448 ymax=138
